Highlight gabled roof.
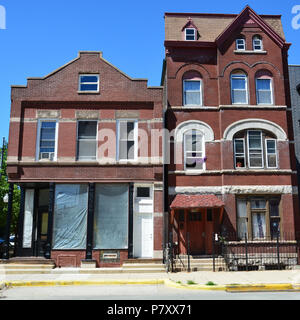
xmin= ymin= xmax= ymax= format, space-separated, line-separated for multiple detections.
xmin=181 ymin=17 xmax=198 ymax=31
xmin=215 ymin=5 xmax=288 ymax=49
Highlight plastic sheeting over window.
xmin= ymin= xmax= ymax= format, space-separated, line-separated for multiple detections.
xmin=52 ymin=184 xmax=88 ymax=249
xmin=93 ymin=184 xmax=129 ymax=249
xmin=23 ymin=189 xmax=34 ymax=248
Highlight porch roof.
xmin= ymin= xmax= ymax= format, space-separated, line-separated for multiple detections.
xmin=170 ymin=194 xmax=225 ymax=209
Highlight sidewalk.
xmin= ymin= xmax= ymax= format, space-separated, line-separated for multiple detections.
xmin=1 ymin=268 xmax=300 ymax=291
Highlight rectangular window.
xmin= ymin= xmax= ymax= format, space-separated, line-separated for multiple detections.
xmin=52 ymin=184 xmax=88 ymax=249
xmin=37 ymin=120 xmax=57 ymax=161
xmin=248 ymin=131 xmax=263 ymax=168
xmin=265 ymin=139 xmax=277 ymax=168
xmin=136 ymin=187 xmax=150 ymax=198
xmin=237 ymin=197 xmax=281 ymax=240
xmin=117 ymin=120 xmax=137 ymax=161
xmin=78 ymin=74 xmax=99 ymax=92
xmin=184 ymin=130 xmax=204 ymax=170
xmin=22 ymin=189 xmax=35 ymax=248
xmin=256 ymin=79 xmax=272 ymax=105
xmin=236 ymin=39 xmax=245 ymax=50
xmin=237 ymin=199 xmax=248 ymax=240
xmin=93 ymin=184 xmax=129 ymax=249
xmin=234 ymin=138 xmax=246 ymax=168
xmin=231 ymin=75 xmax=248 ymax=104
xmin=77 ymin=121 xmax=97 ymax=161
xmin=183 ymin=80 xmax=201 ymax=106
xmin=185 ymin=28 xmax=196 ymax=41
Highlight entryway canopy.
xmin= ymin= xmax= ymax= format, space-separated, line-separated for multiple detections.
xmin=170 ymin=194 xmax=225 ymax=209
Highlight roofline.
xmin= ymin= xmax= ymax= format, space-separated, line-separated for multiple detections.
xmin=164 ymin=12 xmax=282 ymax=18
xmin=11 ymin=51 xmax=161 ymax=89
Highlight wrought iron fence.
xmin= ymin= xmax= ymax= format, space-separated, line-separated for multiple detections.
xmin=213 ymin=232 xmax=300 ymax=272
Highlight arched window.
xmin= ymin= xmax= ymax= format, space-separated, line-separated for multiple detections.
xmin=236 ymin=36 xmax=246 ymax=51
xmin=231 ymin=70 xmax=248 ymax=104
xmin=183 ymin=71 xmax=202 ymax=106
xmin=253 ymin=35 xmax=263 ymax=51
xmin=183 ymin=129 xmax=205 ymax=170
xmin=255 ymin=70 xmax=273 ymax=105
xmin=233 ymin=129 xmax=277 ymax=169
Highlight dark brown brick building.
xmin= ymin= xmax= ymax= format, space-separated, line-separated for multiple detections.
xmin=162 ymin=6 xmax=300 ymax=258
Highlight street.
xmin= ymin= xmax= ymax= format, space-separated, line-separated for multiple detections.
xmin=1 ymin=284 xmax=300 ymax=300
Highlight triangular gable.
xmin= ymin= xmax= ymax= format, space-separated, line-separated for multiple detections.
xmin=181 ymin=17 xmax=198 ymax=31
xmin=215 ymin=5 xmax=288 ymax=49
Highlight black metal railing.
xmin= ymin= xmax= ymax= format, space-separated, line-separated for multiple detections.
xmin=163 ymin=232 xmax=176 ymax=273
xmin=213 ymin=232 xmax=300 ymax=272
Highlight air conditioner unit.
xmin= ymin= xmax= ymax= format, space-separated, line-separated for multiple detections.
xmin=40 ymin=152 xmax=54 ymax=160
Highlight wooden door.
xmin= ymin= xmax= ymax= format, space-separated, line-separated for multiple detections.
xmin=187 ymin=209 xmax=205 ymax=255
xmin=205 ymin=208 xmax=214 ymax=255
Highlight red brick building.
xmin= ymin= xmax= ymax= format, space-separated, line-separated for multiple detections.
xmin=6 ymin=51 xmax=164 ymax=267
xmin=162 ymin=6 xmax=300 ymax=257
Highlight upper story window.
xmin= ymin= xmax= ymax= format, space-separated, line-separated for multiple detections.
xmin=231 ymin=71 xmax=248 ymax=104
xmin=255 ymin=70 xmax=273 ymax=105
xmin=184 ymin=129 xmax=205 ymax=171
xmin=78 ymin=74 xmax=99 ymax=93
xmin=77 ymin=121 xmax=97 ymax=161
xmin=253 ymin=35 xmax=263 ymax=51
xmin=185 ymin=28 xmax=196 ymax=41
xmin=233 ymin=130 xmax=278 ymax=169
xmin=236 ymin=38 xmax=246 ymax=51
xmin=183 ymin=71 xmax=202 ymax=106
xmin=37 ymin=120 xmax=58 ymax=161
xmin=117 ymin=120 xmax=138 ymax=161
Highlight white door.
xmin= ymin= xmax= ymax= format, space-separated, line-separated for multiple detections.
xmin=133 ymin=212 xmax=153 ymax=258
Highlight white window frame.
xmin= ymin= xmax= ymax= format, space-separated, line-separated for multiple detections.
xmin=236 ymin=38 xmax=246 ymax=51
xmin=231 ymin=74 xmax=249 ymax=105
xmin=256 ymin=78 xmax=273 ymax=105
xmin=185 ymin=28 xmax=196 ymax=41
xmin=36 ymin=119 xmax=58 ymax=161
xmin=78 ymin=74 xmax=100 ymax=93
xmin=183 ymin=129 xmax=205 ymax=171
xmin=116 ymin=119 xmax=138 ymax=162
xmin=247 ymin=130 xmax=264 ymax=169
xmin=265 ymin=138 xmax=278 ymax=169
xmin=234 ymin=138 xmax=246 ymax=168
xmin=76 ymin=120 xmax=98 ymax=161
xmin=183 ymin=79 xmax=202 ymax=106
xmin=253 ymin=36 xmax=263 ymax=51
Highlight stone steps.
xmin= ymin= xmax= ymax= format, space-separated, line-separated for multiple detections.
xmin=173 ymin=257 xmax=226 ymax=272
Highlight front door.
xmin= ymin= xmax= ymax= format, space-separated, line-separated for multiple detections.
xmin=188 ymin=209 xmax=205 ymax=255
xmin=35 ymin=206 xmax=48 ymax=257
xmin=133 ymin=212 xmax=153 ymax=258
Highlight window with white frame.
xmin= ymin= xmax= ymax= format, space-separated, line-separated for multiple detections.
xmin=77 ymin=121 xmax=97 ymax=161
xmin=184 ymin=129 xmax=205 ymax=170
xmin=236 ymin=38 xmax=246 ymax=50
xmin=183 ymin=79 xmax=202 ymax=106
xmin=185 ymin=28 xmax=196 ymax=41
xmin=256 ymin=78 xmax=273 ymax=105
xmin=117 ymin=120 xmax=137 ymax=161
xmin=253 ymin=35 xmax=263 ymax=51
xmin=37 ymin=120 xmax=57 ymax=161
xmin=231 ymin=72 xmax=248 ymax=104
xmin=233 ymin=130 xmax=278 ymax=169
xmin=78 ymin=74 xmax=99 ymax=92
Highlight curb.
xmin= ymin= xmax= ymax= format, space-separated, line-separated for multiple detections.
xmin=165 ymin=280 xmax=300 ymax=292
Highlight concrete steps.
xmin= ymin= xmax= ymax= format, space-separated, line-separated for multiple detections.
xmin=173 ymin=257 xmax=226 ymax=272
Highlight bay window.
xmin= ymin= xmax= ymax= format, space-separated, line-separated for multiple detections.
xmin=77 ymin=121 xmax=97 ymax=161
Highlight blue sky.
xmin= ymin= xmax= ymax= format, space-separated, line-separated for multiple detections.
xmin=0 ymin=0 xmax=299 ymax=141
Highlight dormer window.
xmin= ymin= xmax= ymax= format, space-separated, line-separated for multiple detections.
xmin=185 ymin=28 xmax=196 ymax=41
xmin=253 ymin=35 xmax=263 ymax=51
xmin=236 ymin=38 xmax=246 ymax=50
xmin=78 ymin=74 xmax=99 ymax=93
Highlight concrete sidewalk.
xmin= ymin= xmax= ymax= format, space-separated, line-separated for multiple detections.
xmin=1 ymin=268 xmax=300 ymax=291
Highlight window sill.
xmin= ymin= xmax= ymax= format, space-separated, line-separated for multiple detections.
xmin=234 ymin=50 xmax=267 ymax=54
xmin=77 ymin=91 xmax=100 ymax=94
